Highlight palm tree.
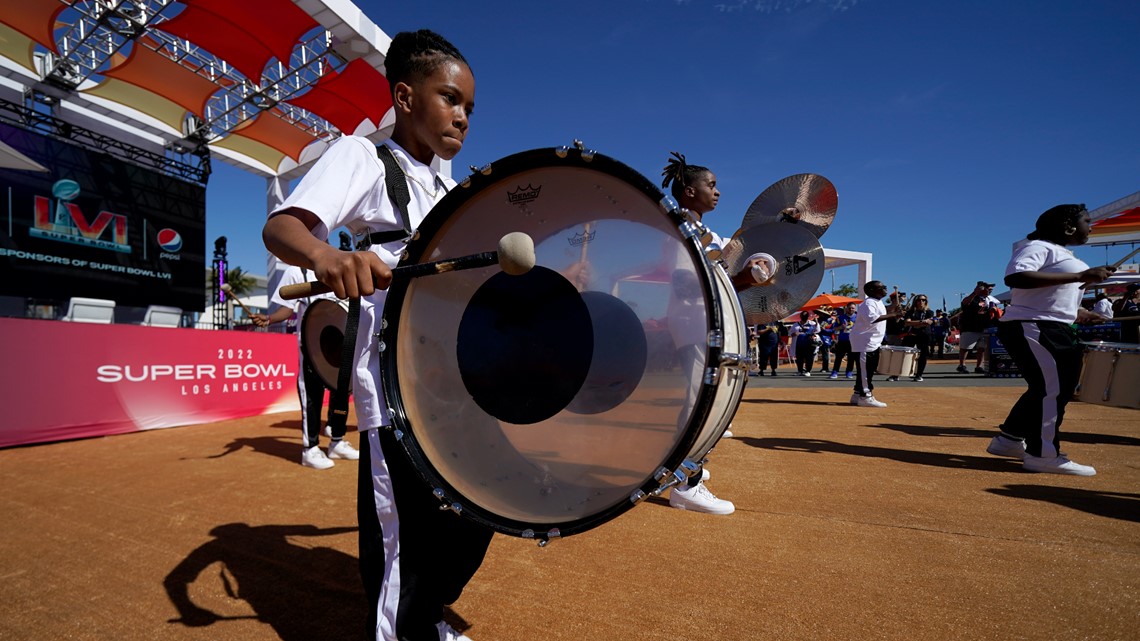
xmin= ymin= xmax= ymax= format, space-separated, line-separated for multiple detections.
xmin=223 ymin=266 xmax=257 ymax=297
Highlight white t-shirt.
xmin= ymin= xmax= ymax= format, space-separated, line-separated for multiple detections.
xmin=850 ymin=297 xmax=888 ymax=353
xmin=1001 ymin=239 xmax=1089 ymax=323
xmin=269 ymin=265 xmax=337 ymax=345
xmin=271 ymin=137 xmax=454 ymax=430
xmin=1092 ymin=297 xmax=1114 ymax=319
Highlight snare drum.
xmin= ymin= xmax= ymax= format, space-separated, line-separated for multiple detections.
xmin=1076 ymin=341 xmax=1140 ymax=409
xmin=300 ymin=298 xmax=351 ymax=391
xmin=379 ymin=145 xmax=748 ymax=540
xmin=876 ymin=345 xmax=918 ymax=377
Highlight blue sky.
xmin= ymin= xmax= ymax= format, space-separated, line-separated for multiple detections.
xmin=207 ymin=0 xmax=1140 ymax=310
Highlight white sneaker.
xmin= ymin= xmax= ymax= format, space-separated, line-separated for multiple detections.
xmin=721 ymin=428 xmax=734 ymax=439
xmin=323 ymin=425 xmax=332 ymax=438
xmin=803 ymin=371 xmax=811 ymax=377
xmin=986 ymin=435 xmax=1026 ymax=459
xmin=669 ymin=481 xmax=735 ymax=515
xmin=301 ymin=446 xmax=334 ymax=470
xmin=701 ymin=467 xmax=711 ymax=482
xmin=436 ymin=621 xmax=473 ymax=641
xmin=1023 ymin=454 xmax=1096 ymax=476
xmin=327 ymin=439 xmax=360 ymax=460
xmin=856 ymin=396 xmax=887 ymax=408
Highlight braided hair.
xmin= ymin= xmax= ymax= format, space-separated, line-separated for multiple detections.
xmin=660 ymin=151 xmax=710 ymax=202
xmin=384 ymin=30 xmax=470 ymax=98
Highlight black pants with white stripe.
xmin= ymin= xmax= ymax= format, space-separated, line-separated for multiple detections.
xmin=853 ymin=349 xmax=881 ymax=397
xmin=996 ymin=320 xmax=1083 ymax=458
xmin=298 ymin=357 xmax=341 ymax=448
xmin=358 ymin=428 xmax=494 ymax=641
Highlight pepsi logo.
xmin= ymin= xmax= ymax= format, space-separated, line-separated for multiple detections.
xmin=157 ymin=228 xmax=182 ymax=252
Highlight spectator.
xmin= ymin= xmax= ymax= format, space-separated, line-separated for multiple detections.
xmin=955 ymin=281 xmax=1001 ymax=374
xmin=754 ymin=320 xmax=781 ymax=375
xmin=816 ymin=309 xmax=834 ymax=373
xmin=901 ymin=294 xmax=935 ymax=381
xmin=789 ymin=311 xmax=820 ymax=376
xmin=829 ymin=302 xmax=857 ymax=379
xmin=930 ymin=309 xmax=950 ymax=358
xmin=1092 ymin=291 xmax=1114 ymax=319
xmin=1117 ymin=283 xmax=1139 ymax=343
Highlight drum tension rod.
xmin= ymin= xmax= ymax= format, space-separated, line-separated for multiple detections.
xmin=635 ymin=460 xmax=703 ymax=504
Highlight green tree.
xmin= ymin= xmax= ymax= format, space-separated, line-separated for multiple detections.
xmin=832 ymin=283 xmax=858 ymax=297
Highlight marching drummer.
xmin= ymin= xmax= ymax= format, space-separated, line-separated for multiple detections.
xmin=984 ymin=204 xmax=1115 ymax=476
xmin=252 ymin=265 xmax=360 ymax=469
xmin=263 ymin=30 xmax=488 ymax=641
xmin=660 ymin=152 xmax=737 ymax=516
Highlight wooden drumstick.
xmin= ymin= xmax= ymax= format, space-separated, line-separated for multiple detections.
xmin=1081 ymin=245 xmax=1140 ymax=290
xmin=219 ymin=283 xmax=256 ymax=316
xmin=279 ymin=232 xmax=536 ymax=301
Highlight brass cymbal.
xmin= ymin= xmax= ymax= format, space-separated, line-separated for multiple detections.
xmin=739 ymin=173 xmax=838 ymax=239
xmin=721 ymin=222 xmax=825 ymax=325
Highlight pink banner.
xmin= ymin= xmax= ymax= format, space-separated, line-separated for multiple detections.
xmin=0 ymin=318 xmax=301 ymax=448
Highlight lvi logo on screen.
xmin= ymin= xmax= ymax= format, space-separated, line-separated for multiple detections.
xmin=29 ymin=179 xmax=130 ymax=253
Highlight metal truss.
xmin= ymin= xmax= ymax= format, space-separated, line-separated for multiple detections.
xmin=0 ymin=97 xmax=210 ymax=185
xmin=41 ymin=0 xmax=344 ymax=152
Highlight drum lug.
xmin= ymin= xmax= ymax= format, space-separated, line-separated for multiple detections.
xmin=704 ymin=367 xmax=720 ymax=386
xmin=433 ymin=488 xmax=463 ymax=515
xmin=629 ymin=489 xmax=648 ymax=505
xmin=557 ymin=140 xmax=596 ymax=162
xmin=707 ymin=329 xmax=724 ymax=348
xmin=521 ymin=528 xmax=561 ymax=547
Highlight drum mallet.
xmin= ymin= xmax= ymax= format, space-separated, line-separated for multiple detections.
xmin=279 ymin=231 xmax=536 ymax=300
xmin=219 ymin=283 xmax=257 ymax=317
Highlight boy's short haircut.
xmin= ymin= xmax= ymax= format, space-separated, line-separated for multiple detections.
xmin=384 ymin=29 xmax=469 ymax=96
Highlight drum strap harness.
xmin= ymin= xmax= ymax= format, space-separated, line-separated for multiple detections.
xmin=369 ymin=145 xmax=415 ymax=246
xmin=327 ymin=145 xmax=415 ymax=433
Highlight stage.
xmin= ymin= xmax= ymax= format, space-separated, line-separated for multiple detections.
xmin=1 ymin=378 xmax=1137 ymax=641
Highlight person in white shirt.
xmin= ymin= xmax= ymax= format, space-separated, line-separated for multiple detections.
xmin=984 ymin=204 xmax=1115 ymax=476
xmin=1091 ymin=292 xmax=1114 ymax=319
xmin=262 ymin=30 xmax=487 ymax=641
xmin=849 ymin=281 xmax=903 ymax=408
xmin=252 ymin=265 xmax=360 ymax=469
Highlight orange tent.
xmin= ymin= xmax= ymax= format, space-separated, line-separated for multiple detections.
xmin=798 ymin=293 xmax=862 ymax=312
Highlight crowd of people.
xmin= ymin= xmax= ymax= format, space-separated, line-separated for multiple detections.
xmin=747 ymin=279 xmax=1137 ymax=380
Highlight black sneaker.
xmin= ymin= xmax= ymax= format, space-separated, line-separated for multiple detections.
xmin=956 ymin=365 xmax=969 ymax=374
xmin=974 ymin=366 xmax=986 ymax=374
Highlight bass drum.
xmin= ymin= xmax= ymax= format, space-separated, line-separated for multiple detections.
xmin=300 ymin=298 xmax=351 ymax=391
xmin=380 ymin=145 xmax=747 ymax=540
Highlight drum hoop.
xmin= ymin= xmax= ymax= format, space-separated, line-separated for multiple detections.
xmin=379 ymin=146 xmax=729 ymax=537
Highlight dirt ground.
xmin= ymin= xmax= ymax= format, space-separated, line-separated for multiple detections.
xmin=1 ymin=383 xmax=1137 ymax=641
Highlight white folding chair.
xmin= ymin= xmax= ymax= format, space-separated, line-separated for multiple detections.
xmin=142 ymin=305 xmax=183 ymax=327
xmin=60 ymin=297 xmax=116 ymax=324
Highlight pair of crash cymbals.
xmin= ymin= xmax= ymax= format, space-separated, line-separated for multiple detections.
xmin=722 ymin=174 xmax=837 ymax=324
